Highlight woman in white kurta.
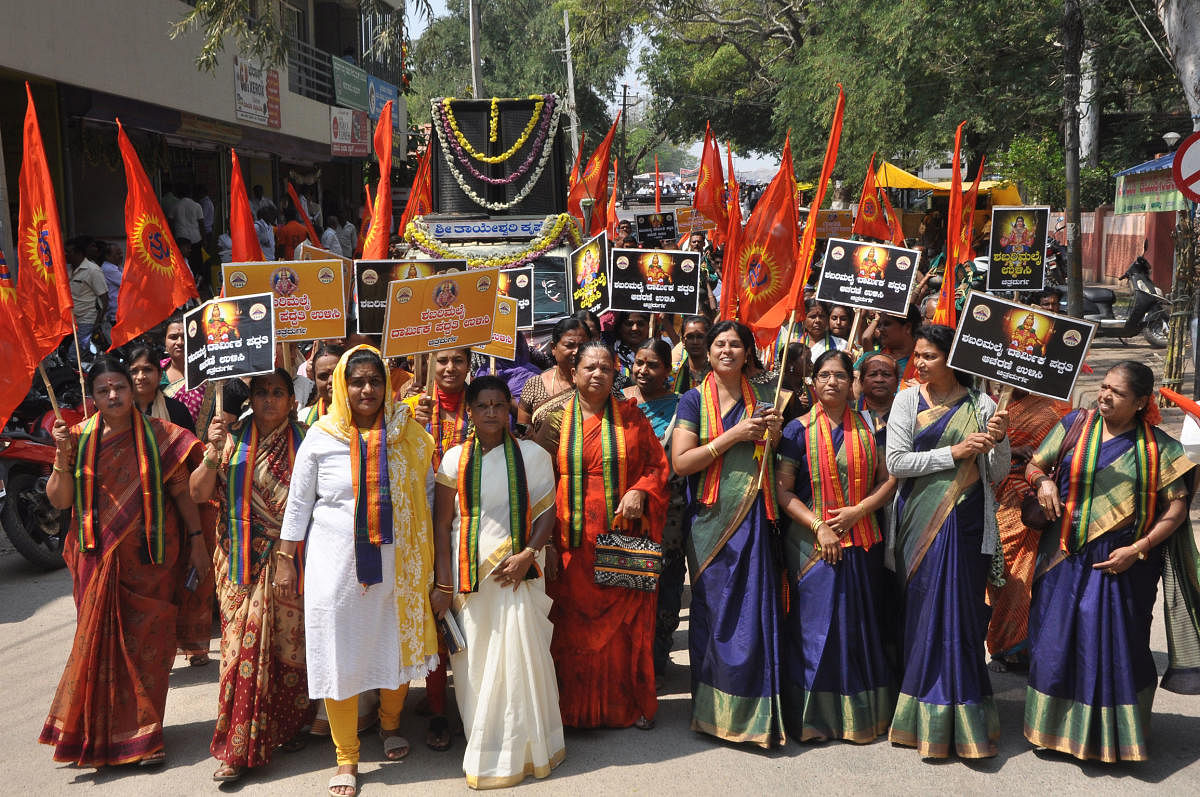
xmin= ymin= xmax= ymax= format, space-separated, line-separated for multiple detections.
xmin=277 ymin=345 xmax=438 ymax=797
xmin=431 ymin=375 xmax=565 ymax=789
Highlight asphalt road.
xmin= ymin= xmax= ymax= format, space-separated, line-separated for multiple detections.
xmin=3 ymin=338 xmax=1199 ymax=795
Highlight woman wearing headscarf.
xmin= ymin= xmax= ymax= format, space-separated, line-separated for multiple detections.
xmin=278 ymin=346 xmax=437 ymax=797
xmin=672 ymin=320 xmax=786 ymax=748
xmin=40 ymin=355 xmax=207 ymax=767
xmin=1023 ymin=361 xmax=1200 ymax=762
xmin=161 ymin=314 xmax=215 ymax=425
xmin=129 ymin=342 xmax=196 ymax=434
xmin=885 ymin=324 xmax=1010 ymax=760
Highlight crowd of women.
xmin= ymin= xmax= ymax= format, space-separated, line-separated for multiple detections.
xmin=36 ymin=297 xmax=1200 ymax=794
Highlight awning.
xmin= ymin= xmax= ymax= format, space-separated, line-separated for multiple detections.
xmin=1113 ymin=153 xmax=1186 ymax=214
xmin=1115 ymin=153 xmax=1174 ymax=177
xmin=876 ymin=160 xmax=1022 ymax=203
xmin=876 ymin=161 xmax=937 ymax=190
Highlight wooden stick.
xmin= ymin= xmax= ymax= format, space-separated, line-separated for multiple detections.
xmin=846 ymin=309 xmax=864 ymax=358
xmin=489 ymin=355 xmax=497 ymax=375
xmin=771 ymin=310 xmax=799 ymax=412
xmin=214 ymin=379 xmax=224 ymax=418
xmin=71 ymin=324 xmax=89 ymax=418
xmin=38 ymin=364 xmax=63 ymax=422
xmin=996 ymin=384 xmax=1014 ymax=412
xmin=425 ymin=352 xmax=436 ymax=394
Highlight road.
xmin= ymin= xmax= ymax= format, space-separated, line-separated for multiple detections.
xmin=2 ymin=338 xmax=1199 ymax=795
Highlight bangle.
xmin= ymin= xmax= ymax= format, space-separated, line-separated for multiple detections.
xmin=522 ymin=545 xmax=540 ymax=556
xmin=705 ymin=442 xmax=720 ymax=460
xmin=187 ymin=530 xmax=203 ymax=539
xmin=810 ymin=516 xmax=823 ymax=534
xmin=435 ymin=584 xmax=455 ymax=595
xmin=1134 ymin=540 xmax=1147 ymax=561
xmin=275 ymin=550 xmax=295 ymax=560
xmin=203 ymin=454 xmax=219 ymax=470
xmin=434 ymin=581 xmax=455 ymax=591
xmin=52 ymin=463 xmax=70 ymax=475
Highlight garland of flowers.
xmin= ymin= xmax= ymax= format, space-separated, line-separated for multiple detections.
xmin=443 ymin=94 xmax=548 ymax=164
xmin=437 ymin=94 xmax=558 ymax=187
xmin=489 ymin=97 xmax=500 ymax=143
xmin=405 ymin=213 xmax=581 ymax=270
xmin=432 ymin=97 xmax=562 ymax=211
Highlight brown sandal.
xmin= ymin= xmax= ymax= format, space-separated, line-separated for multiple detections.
xmin=426 ymin=715 xmax=452 ymax=752
xmin=212 ymin=762 xmax=244 ymax=782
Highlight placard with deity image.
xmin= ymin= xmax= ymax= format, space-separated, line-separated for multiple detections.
xmin=569 ymin=232 xmax=610 ymax=314
xmin=814 ymin=237 xmax=921 ymax=315
xmin=183 ymin=293 xmax=276 ymax=391
xmin=635 ymin=212 xmax=680 ymax=249
xmin=608 ymin=248 xmax=701 ymax=315
xmin=986 ymin=206 xmax=1050 ymax=291
xmin=354 ymin=259 xmax=466 ymax=334
xmin=948 ymin=291 xmax=1096 ymax=401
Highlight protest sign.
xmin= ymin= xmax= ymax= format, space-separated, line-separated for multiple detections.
xmin=474 ymin=295 xmax=519 ymax=360
xmin=223 ymin=259 xmax=346 ymax=342
xmin=986 ymin=206 xmax=1050 ymax=292
xmin=381 ymin=268 xmax=500 ymax=358
xmin=531 ymin=254 xmax=570 ymax=323
xmin=296 ymin=242 xmax=354 ymax=304
xmin=948 ymin=291 xmax=1096 ymax=401
xmin=355 ymin=259 xmax=466 ymax=334
xmin=635 ymin=212 xmax=679 ymax=249
xmin=608 ymin=248 xmax=701 ymax=315
xmin=183 ymin=293 xmax=275 ymax=391
xmin=498 ymin=266 xmax=534 ymax=330
xmin=569 ymin=233 xmax=610 ymax=314
xmin=814 ymin=238 xmax=920 ymax=315
xmin=675 ymin=207 xmax=718 ymax=236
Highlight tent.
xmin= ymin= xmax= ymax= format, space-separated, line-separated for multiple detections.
xmin=1113 ymin=154 xmax=1186 ymax=215
xmin=875 ymin=160 xmax=1022 ymax=205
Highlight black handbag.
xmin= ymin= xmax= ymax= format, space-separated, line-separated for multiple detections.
xmin=593 ymin=520 xmax=663 ymax=592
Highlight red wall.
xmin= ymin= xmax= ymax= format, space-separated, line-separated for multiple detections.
xmin=1054 ymin=207 xmax=1176 ymax=287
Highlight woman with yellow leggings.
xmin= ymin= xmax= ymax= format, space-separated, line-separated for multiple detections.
xmin=280 ymin=347 xmax=440 ymax=796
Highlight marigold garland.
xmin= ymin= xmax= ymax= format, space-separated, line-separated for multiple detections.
xmin=404 ymin=213 xmax=581 ymax=270
xmin=488 ymin=97 xmax=500 ymax=143
xmin=443 ymin=94 xmax=547 ymax=164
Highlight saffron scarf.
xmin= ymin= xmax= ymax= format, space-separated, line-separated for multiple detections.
xmin=1060 ymin=409 xmax=1158 ymax=553
xmin=430 ymin=386 xmax=469 ymax=470
xmin=697 ymin=372 xmax=759 ymax=508
xmin=557 ymin=392 xmax=627 ymax=548
xmin=351 ymin=411 xmax=394 ymax=586
xmin=805 ymin=403 xmax=880 ymax=548
xmin=74 ymin=408 xmax=166 ymax=563
xmin=225 ymin=419 xmax=304 ymax=584
xmin=456 ymin=430 xmax=531 ymax=592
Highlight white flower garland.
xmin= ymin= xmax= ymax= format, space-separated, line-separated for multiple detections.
xmin=431 ymin=98 xmax=562 ymax=212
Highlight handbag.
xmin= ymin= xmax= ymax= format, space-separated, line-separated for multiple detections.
xmin=593 ymin=520 xmax=663 ymax=592
xmin=1018 ymin=412 xmax=1088 ymax=530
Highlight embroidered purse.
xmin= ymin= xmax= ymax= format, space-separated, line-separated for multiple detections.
xmin=593 ymin=522 xmax=663 ymax=592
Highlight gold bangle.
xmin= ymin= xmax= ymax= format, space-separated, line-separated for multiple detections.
xmin=706 ymin=442 xmax=720 ymax=460
xmin=810 ymin=516 xmax=823 ymax=534
xmin=203 ymin=454 xmax=220 ymax=470
xmin=274 ymin=550 xmax=295 ymax=560
xmin=435 ymin=585 xmax=455 ymax=595
xmin=52 ymin=463 xmax=70 ymax=475
xmin=1134 ymin=540 xmax=1147 ymax=561
xmin=434 ymin=581 xmax=455 ymax=591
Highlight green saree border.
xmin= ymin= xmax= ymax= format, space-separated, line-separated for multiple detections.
xmin=783 ymin=683 xmax=895 ymax=744
xmin=1023 ymin=684 xmax=1155 ymax=762
xmin=888 ymin=692 xmax=1000 ymax=759
xmin=691 ymin=682 xmax=786 ymax=749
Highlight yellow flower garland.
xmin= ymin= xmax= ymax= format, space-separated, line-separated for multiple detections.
xmin=443 ymin=94 xmax=545 ymax=165
xmin=488 ymin=97 xmax=500 ymax=143
xmin=404 ymin=213 xmax=581 ymax=270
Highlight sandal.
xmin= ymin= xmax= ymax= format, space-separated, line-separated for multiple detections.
xmin=212 ymin=763 xmax=244 ymax=782
xmin=634 ymin=715 xmax=655 ymax=731
xmin=425 ymin=715 xmax=452 ymax=752
xmin=379 ymin=728 xmax=410 ymax=761
xmin=277 ymin=732 xmax=309 ymax=753
xmin=328 ymin=768 xmax=357 ymax=797
xmin=138 ymin=751 xmax=166 ymax=768
xmin=189 ymin=653 xmax=212 ymax=667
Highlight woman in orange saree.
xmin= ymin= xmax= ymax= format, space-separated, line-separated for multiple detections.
xmin=40 ymin=355 xmax=207 ymax=767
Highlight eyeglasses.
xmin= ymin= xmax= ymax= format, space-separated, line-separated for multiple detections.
xmin=813 ymin=371 xmax=850 ymax=383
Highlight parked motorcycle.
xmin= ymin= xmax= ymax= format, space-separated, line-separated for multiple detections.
xmin=1079 ymin=255 xmax=1169 ymax=348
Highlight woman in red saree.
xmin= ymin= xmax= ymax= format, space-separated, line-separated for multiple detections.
xmin=535 ymin=341 xmax=668 ymax=729
xmin=40 ymin=355 xmax=208 ymax=767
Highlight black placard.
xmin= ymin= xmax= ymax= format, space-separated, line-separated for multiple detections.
xmin=498 ymin=266 xmax=535 ymax=330
xmin=814 ymin=238 xmax=921 ymax=315
xmin=608 ymin=248 xmax=701 ymax=315
xmin=635 ymin=212 xmax=679 ymax=249
xmin=948 ymin=291 xmax=1096 ymax=401
xmin=183 ymin=293 xmax=276 ymax=391
xmin=569 ymin=232 xmax=610 ymax=314
xmin=531 ymin=254 xmax=570 ymax=323
xmin=355 ymin=259 xmax=466 ymax=334
xmin=986 ymin=206 xmax=1050 ymax=291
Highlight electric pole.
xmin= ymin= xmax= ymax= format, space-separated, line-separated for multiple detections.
xmin=468 ymin=0 xmax=484 ymax=98
xmin=562 ymin=10 xmax=579 ymax=164
xmin=1063 ymin=0 xmax=1083 ymax=317
xmin=620 ymin=84 xmax=629 ymax=209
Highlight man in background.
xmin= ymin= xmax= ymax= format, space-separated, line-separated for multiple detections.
xmin=100 ymin=242 xmax=123 ymax=324
xmin=66 ymin=237 xmax=108 ymax=357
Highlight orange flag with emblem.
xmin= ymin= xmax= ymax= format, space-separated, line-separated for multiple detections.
xmin=0 ymin=247 xmax=40 ymax=430
xmin=230 ymin=148 xmax=265 ymax=263
xmin=111 ymin=120 xmax=199 ymax=349
xmin=362 ymin=100 xmax=394 ymax=259
xmin=399 ymin=143 xmax=431 ymax=237
xmin=568 ymin=114 xmax=620 ymax=235
xmin=880 ymin=188 xmax=906 ymax=246
xmin=934 ymin=121 xmax=967 ymax=328
xmin=693 ymin=124 xmax=728 ymax=246
xmin=851 ymin=153 xmax=892 ymax=241
xmin=718 ymin=176 xmax=743 ymax=321
xmin=16 ymin=82 xmax=73 ymax=361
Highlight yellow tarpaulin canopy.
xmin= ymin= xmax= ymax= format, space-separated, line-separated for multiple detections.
xmin=876 ymin=160 xmax=1022 ymax=205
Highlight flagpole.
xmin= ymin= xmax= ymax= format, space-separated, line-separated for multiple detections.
xmin=71 ymin=325 xmax=88 ymax=418
xmin=38 ymin=364 xmax=63 ymax=422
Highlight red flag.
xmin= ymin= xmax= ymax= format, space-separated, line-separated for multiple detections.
xmin=0 ymin=248 xmax=40 ymax=430
xmin=287 ymin=181 xmax=321 ymax=246
xmin=934 ymin=121 xmax=967 ymax=328
xmin=230 ymin=149 xmax=265 ymax=263
xmin=961 ymin=155 xmax=987 ymax=260
xmin=567 ymin=134 xmax=584 ymax=194
xmin=399 ymin=144 xmax=432 ymax=236
xmin=111 ymin=121 xmax=199 ymax=349
xmin=880 ymin=188 xmax=906 ymax=246
xmin=693 ymin=124 xmax=728 ymax=245
xmin=753 ymin=85 xmax=845 ymax=341
xmin=16 ymin=82 xmax=72 ymax=360
xmin=568 ymin=114 xmax=620 ymax=235
xmin=851 ymin=153 xmax=892 ymax=241
xmin=718 ymin=177 xmax=743 ymax=321
xmin=654 ymin=154 xmax=662 ymax=212
xmin=362 ymin=100 xmax=394 ymax=260
xmin=607 ymin=159 xmax=619 ymax=237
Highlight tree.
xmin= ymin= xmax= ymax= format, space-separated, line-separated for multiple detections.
xmin=1158 ymin=0 xmax=1200 ymax=128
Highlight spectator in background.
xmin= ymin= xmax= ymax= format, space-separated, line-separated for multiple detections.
xmin=320 ymin=214 xmax=345 ymax=256
xmin=250 ymin=184 xmax=276 ymax=217
xmin=173 ymin=185 xmax=206 ymax=285
xmin=303 ymin=186 xmax=322 ymax=229
xmin=101 ymin=243 xmax=123 ymax=323
xmin=160 ymin=180 xmax=180 ymax=221
xmin=256 ymin=205 xmax=277 ymax=260
xmin=197 ymin=184 xmax=215 ymax=241
xmin=337 ymin=211 xmax=357 ymax=258
xmin=66 ymin=237 xmax=108 ymax=355
xmin=275 ymin=206 xmax=309 ymax=261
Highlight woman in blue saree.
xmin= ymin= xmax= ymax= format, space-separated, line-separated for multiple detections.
xmin=1023 ymin=361 xmax=1200 ymax=761
xmin=672 ymin=320 xmax=786 ymax=747
xmin=885 ymin=324 xmax=1010 ymax=759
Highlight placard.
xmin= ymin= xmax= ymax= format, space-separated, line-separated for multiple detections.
xmin=608 ymin=248 xmax=701 ymax=315
xmin=183 ymin=294 xmax=275 ymax=391
xmin=635 ymin=212 xmax=679 ymax=249
xmin=814 ymin=238 xmax=920 ymax=315
xmin=474 ymin=295 xmax=519 ymax=360
xmin=380 ymin=268 xmax=500 ymax=358
xmin=675 ymin=207 xmax=718 ymax=236
xmin=296 ymin=242 xmax=354 ymax=308
xmin=986 ymin=206 xmax=1050 ymax=291
xmin=223 ymin=259 xmax=347 ymax=342
xmin=569 ymin=232 xmax=610 ymax=314
xmin=355 ymin=259 xmax=466 ymax=334
xmin=948 ymin=291 xmax=1096 ymax=402
xmin=498 ymin=266 xmax=534 ymax=330
xmin=532 ymin=254 xmax=570 ymax=323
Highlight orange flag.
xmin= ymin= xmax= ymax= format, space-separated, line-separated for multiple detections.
xmin=880 ymin=188 xmax=906 ymax=246
xmin=961 ymin=155 xmax=987 ymax=261
xmin=568 ymin=114 xmax=620 ymax=235
xmin=16 ymin=82 xmax=73 ymax=361
xmin=111 ymin=121 xmax=199 ymax=349
xmin=934 ymin=121 xmax=967 ymax=328
xmin=567 ymin=133 xmax=584 ymax=194
xmin=754 ymin=85 xmax=845 ymax=341
xmin=607 ymin=159 xmax=619 ymax=237
xmin=0 ymin=248 xmax=40 ymax=430
xmin=654 ymin=154 xmax=662 ymax=212
xmin=851 ymin=153 xmax=892 ymax=241
xmin=287 ymin=181 xmax=321 ymax=246
xmin=718 ymin=176 xmax=743 ymax=321
xmin=362 ymin=100 xmax=394 ymax=260
xmin=230 ymin=149 xmax=265 ymax=263
xmin=399 ymin=144 xmax=432 ymax=237
xmin=693 ymin=124 xmax=728 ymax=246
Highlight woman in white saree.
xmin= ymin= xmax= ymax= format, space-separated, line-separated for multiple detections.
xmin=432 ymin=375 xmax=564 ymax=789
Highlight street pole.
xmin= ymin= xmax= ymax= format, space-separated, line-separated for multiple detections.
xmin=467 ymin=0 xmax=484 ymax=98
xmin=1063 ymin=0 xmax=1084 ymax=317
xmin=0 ymin=123 xmax=13 ymax=261
xmin=563 ymin=10 xmax=580 ymax=165
xmin=620 ymin=84 xmax=629 ymax=209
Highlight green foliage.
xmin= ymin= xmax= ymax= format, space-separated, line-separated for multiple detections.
xmin=996 ymin=133 xmax=1116 ymax=209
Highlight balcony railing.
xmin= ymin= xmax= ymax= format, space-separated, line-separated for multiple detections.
xmin=287 ymin=36 xmax=335 ymax=105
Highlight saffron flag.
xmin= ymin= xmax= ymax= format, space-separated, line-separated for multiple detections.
xmin=654 ymin=154 xmax=662 ymax=213
xmin=399 ymin=143 xmax=432 ymax=237
xmin=753 ymin=85 xmax=845 ymax=341
xmin=851 ymin=153 xmax=892 ymax=241
xmin=693 ymin=124 xmax=728 ymax=245
xmin=934 ymin=121 xmax=967 ymax=328
xmin=718 ymin=176 xmax=743 ymax=321
xmin=111 ymin=120 xmax=199 ymax=349
xmin=0 ymin=248 xmax=40 ymax=431
xmin=16 ymin=82 xmax=73 ymax=360
xmin=880 ymin=188 xmax=906 ymax=246
xmin=230 ymin=149 xmax=265 ymax=263
xmin=961 ymin=155 xmax=987 ymax=261
xmin=568 ymin=114 xmax=620 ymax=235
xmin=287 ymin=181 xmax=321 ymax=246
xmin=607 ymin=159 xmax=619 ymax=237
xmin=361 ymin=100 xmax=394 ymax=260
xmin=567 ymin=133 xmax=584 ymax=194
